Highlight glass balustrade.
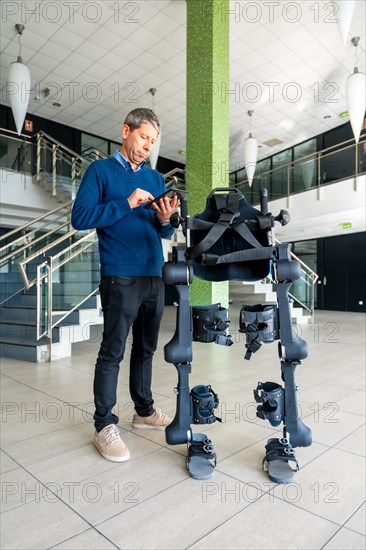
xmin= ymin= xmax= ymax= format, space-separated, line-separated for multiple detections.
xmin=37 ymin=236 xmax=99 ymax=340
xmin=37 ymin=136 xmax=88 ymax=200
xmin=288 ymin=267 xmax=318 ymax=313
xmin=233 ymin=135 xmax=366 ymax=204
xmin=0 ymin=203 xmax=75 ymax=303
xmin=0 ymin=133 xmax=34 ymax=174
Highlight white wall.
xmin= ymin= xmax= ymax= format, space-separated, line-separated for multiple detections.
xmin=261 ymin=175 xmax=365 ymax=242
xmin=0 ymin=169 xmax=59 ymax=229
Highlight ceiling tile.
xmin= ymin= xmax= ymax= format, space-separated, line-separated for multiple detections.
xmin=52 ymin=27 xmax=85 ymax=50
xmin=88 ymin=27 xmax=123 ymax=50
xmin=144 ymin=11 xmax=180 ymax=37
xmin=63 ymin=51 xmax=95 ymax=71
xmin=130 ymin=1 xmax=161 ymax=25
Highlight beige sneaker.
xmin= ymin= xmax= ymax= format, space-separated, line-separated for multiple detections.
xmin=132 ymin=408 xmax=172 ymax=430
xmin=94 ymin=424 xmax=130 ymax=462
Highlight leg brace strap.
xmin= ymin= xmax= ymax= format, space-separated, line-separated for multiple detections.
xmin=192 ymin=304 xmax=233 ymax=346
xmin=191 ymin=384 xmax=221 ymax=424
xmin=262 ymin=438 xmax=299 ymax=474
xmin=240 ymin=304 xmax=279 ymax=359
xmin=254 ymin=381 xmax=284 ymax=427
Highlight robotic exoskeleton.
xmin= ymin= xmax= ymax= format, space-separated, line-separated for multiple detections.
xmin=163 ymin=187 xmax=312 ymax=483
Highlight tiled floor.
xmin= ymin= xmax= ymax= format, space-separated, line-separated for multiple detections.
xmin=1 ymin=307 xmax=365 ymax=549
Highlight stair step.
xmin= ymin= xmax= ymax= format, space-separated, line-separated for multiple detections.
xmin=0 ymin=272 xmax=26 ymax=283
xmin=0 ymin=322 xmax=61 ymax=345
xmin=0 ymin=341 xmax=72 ymax=363
xmin=0 ymin=342 xmax=43 ymax=362
xmin=230 ymin=294 xmax=277 ymax=305
xmin=0 ymin=307 xmax=80 ymax=325
xmin=5 ymin=293 xmax=97 ymax=309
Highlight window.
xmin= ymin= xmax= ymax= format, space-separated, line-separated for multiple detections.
xmin=272 ymin=149 xmax=291 ymax=199
xmin=81 ymin=133 xmax=109 ymax=156
xmin=292 ymin=139 xmax=317 ymax=192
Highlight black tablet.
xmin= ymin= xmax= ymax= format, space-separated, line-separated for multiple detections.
xmin=143 ymin=188 xmax=179 ymax=209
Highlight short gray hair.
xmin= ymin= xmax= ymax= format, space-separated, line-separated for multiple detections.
xmin=124 ymin=108 xmax=160 ymax=133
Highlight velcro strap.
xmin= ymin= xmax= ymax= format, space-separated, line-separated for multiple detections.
xmin=200 ymin=253 xmax=219 ymax=265
xmin=216 ymin=247 xmax=274 ymax=264
xmin=248 ymin=338 xmax=262 ymax=353
xmin=215 ymin=334 xmax=233 ymax=346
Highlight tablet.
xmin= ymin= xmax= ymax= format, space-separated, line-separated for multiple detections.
xmin=143 ymin=188 xmax=179 ymax=209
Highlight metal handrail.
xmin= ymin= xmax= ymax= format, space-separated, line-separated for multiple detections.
xmin=36 ymin=235 xmax=99 ymax=349
xmin=163 ymin=167 xmax=186 ymax=179
xmin=81 ymin=146 xmax=109 ymax=159
xmin=38 ymin=131 xmax=89 ymax=165
xmin=0 ymin=127 xmax=32 ymax=141
xmin=0 ymin=201 xmax=72 ymax=247
xmin=234 ymin=134 xmax=366 ymax=189
xmin=0 ymin=219 xmax=72 ymax=265
xmin=18 ymin=229 xmax=78 ymax=289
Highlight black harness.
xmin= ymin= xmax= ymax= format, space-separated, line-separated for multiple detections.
xmin=187 ymin=188 xmax=274 ymax=281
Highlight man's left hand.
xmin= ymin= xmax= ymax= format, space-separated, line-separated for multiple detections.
xmin=153 ymin=194 xmax=180 ymax=224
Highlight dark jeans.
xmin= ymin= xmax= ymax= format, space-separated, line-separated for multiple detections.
xmin=93 ymin=276 xmax=165 ymax=432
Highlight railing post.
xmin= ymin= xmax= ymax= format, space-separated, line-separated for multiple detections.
xmin=36 ymin=263 xmax=42 ymax=341
xmin=36 ymin=133 xmax=42 ymax=183
xmin=52 ymin=144 xmax=57 ymax=197
xmin=46 ymin=257 xmax=53 ymax=361
xmin=71 ymin=157 xmax=77 ymax=199
xmin=287 ymin=165 xmax=291 ymax=208
xmin=317 ymin=151 xmax=322 ymax=200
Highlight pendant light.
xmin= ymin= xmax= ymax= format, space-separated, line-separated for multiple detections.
xmin=346 ymin=37 xmax=366 ymax=143
xmin=336 ymin=0 xmax=356 ymax=45
xmin=8 ymin=24 xmax=31 ymax=135
xmin=148 ymin=87 xmax=161 ymax=170
xmin=244 ymin=110 xmax=258 ymax=187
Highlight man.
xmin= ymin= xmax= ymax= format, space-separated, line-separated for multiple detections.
xmin=71 ymin=108 xmax=179 ymax=462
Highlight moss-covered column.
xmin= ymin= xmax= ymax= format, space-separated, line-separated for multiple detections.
xmin=186 ymin=0 xmax=230 ymax=307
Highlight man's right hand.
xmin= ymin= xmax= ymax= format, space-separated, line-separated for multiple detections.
xmin=128 ymin=188 xmax=154 ymax=209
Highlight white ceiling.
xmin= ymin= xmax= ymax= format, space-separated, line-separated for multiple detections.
xmin=1 ymin=0 xmax=365 ymax=172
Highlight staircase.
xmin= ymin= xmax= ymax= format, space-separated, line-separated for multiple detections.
xmin=0 ymin=289 xmax=102 ymax=363
xmin=229 ymin=280 xmax=311 ymax=324
xmin=0 ymin=130 xmax=106 ymax=362
xmin=0 ymin=229 xmax=103 ymax=362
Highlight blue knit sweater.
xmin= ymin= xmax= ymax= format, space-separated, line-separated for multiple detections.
xmin=71 ymin=157 xmax=174 ymax=276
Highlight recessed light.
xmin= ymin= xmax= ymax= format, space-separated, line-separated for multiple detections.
xmin=52 ymin=102 xmax=61 ymax=107
xmin=262 ymin=138 xmax=284 ymax=147
xmin=323 ymin=115 xmax=331 ymax=119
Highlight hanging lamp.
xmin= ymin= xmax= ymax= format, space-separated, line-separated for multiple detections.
xmin=336 ymin=0 xmax=356 ymax=45
xmin=148 ymin=87 xmax=161 ymax=170
xmin=243 ymin=110 xmax=258 ymax=187
xmin=8 ymin=24 xmax=31 ymax=135
xmin=346 ymin=37 xmax=366 ymax=143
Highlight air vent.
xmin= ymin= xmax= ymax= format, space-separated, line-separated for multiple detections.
xmin=262 ymin=138 xmax=284 ymax=147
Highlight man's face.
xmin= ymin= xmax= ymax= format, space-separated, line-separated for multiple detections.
xmin=121 ymin=122 xmax=159 ymax=169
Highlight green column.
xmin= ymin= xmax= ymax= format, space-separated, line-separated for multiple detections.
xmin=186 ymin=0 xmax=230 ymax=307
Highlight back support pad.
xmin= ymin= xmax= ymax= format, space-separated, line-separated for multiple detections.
xmin=188 ymin=189 xmax=271 ymax=282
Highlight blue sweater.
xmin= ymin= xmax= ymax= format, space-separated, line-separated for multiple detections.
xmin=71 ymin=157 xmax=174 ymax=277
